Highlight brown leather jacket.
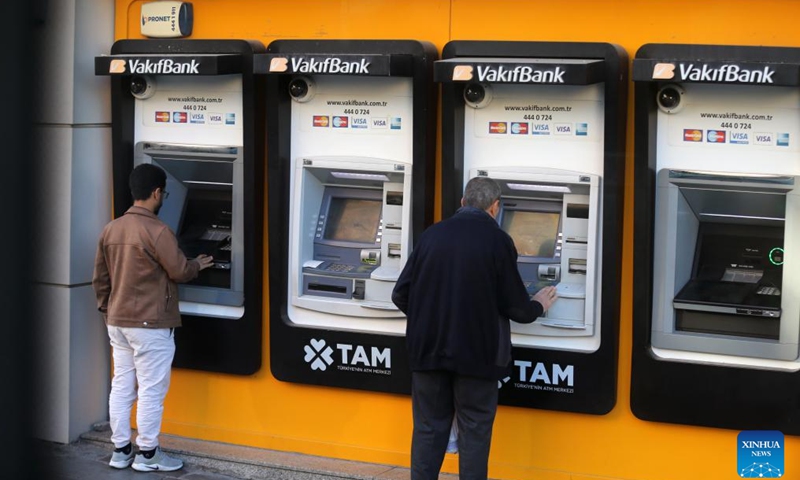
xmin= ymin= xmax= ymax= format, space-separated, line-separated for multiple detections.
xmin=92 ymin=206 xmax=200 ymax=328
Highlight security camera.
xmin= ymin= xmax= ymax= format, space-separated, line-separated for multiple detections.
xmin=129 ymin=75 xmax=156 ymax=100
xmin=656 ymin=84 xmax=685 ymax=114
xmin=288 ymin=76 xmax=316 ymax=103
xmin=463 ymin=83 xmax=493 ymax=109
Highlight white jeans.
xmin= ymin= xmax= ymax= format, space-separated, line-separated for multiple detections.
xmin=107 ymin=326 xmax=175 ymax=450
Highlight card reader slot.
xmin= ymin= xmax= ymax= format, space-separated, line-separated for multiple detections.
xmin=308 ymin=283 xmax=348 ymax=294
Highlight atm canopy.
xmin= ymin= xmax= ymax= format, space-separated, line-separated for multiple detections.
xmin=434 ymin=57 xmax=606 ymax=85
xmin=633 ymin=43 xmax=800 ymax=86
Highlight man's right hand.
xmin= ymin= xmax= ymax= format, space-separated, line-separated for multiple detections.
xmin=532 ymin=285 xmax=558 ymax=312
xmin=195 ymin=254 xmax=215 ymax=271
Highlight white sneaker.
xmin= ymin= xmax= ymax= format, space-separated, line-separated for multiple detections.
xmin=108 ymin=446 xmax=134 ymax=469
xmin=131 ymin=446 xmax=184 ymax=472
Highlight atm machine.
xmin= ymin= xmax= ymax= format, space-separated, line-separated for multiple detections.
xmin=436 ymin=41 xmax=627 ymax=414
xmin=261 ymin=40 xmax=437 ymax=393
xmin=95 ymin=40 xmax=265 ymax=374
xmin=631 ymin=44 xmax=800 ymax=434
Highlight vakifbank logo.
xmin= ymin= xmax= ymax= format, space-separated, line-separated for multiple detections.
xmin=738 ymin=431 xmax=784 ymax=477
xmin=109 ymin=59 xmax=126 ymax=74
xmin=453 ymin=65 xmax=474 ymax=81
xmin=652 ymin=63 xmax=676 ymax=80
xmin=269 ymin=57 xmax=289 ymax=73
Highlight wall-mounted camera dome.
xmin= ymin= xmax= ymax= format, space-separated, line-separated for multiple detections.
xmin=656 ymin=84 xmax=685 ymax=114
xmin=463 ymin=83 xmax=493 ymax=109
xmin=288 ymin=76 xmax=316 ymax=103
xmin=129 ymin=75 xmax=156 ymax=100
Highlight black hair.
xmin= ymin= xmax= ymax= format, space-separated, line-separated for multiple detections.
xmin=463 ymin=176 xmax=501 ymax=211
xmin=129 ymin=164 xmax=166 ymax=201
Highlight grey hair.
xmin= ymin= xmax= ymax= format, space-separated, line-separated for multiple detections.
xmin=463 ymin=176 xmax=501 ymax=211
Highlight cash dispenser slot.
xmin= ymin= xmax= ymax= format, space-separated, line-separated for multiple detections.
xmin=135 ymin=142 xmax=244 ymax=319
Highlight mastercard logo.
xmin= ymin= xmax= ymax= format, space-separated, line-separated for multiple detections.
xmin=489 ymin=122 xmax=507 ymax=134
xmin=313 ymin=116 xmax=329 ymax=127
xmin=683 ymin=129 xmax=703 ymax=142
xmin=155 ymin=111 xmax=170 ymax=123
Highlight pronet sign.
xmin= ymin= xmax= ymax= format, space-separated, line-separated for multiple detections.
xmin=453 ymin=64 xmax=565 ymax=83
xmin=651 ymin=62 xmax=776 ymax=84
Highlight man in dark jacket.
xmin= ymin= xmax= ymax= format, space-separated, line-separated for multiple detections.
xmin=93 ymin=164 xmax=214 ymax=472
xmin=392 ymin=176 xmax=557 ymax=480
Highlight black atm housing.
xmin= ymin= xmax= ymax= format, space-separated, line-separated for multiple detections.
xmin=631 ymin=43 xmax=800 ymax=433
xmin=95 ymin=40 xmax=265 ymax=375
xmin=263 ymin=40 xmax=437 ymax=393
xmin=437 ymin=41 xmax=627 ymax=414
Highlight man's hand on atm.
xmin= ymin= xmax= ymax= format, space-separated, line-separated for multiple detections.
xmin=531 ymin=285 xmax=558 ymax=312
xmin=195 ymin=254 xmax=215 ymax=271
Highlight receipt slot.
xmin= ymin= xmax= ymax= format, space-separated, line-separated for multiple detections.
xmin=436 ymin=41 xmax=627 ymax=414
xmin=632 ymin=44 xmax=800 ymax=433
xmin=261 ymin=41 xmax=437 ymax=393
xmin=95 ymin=40 xmax=265 ymax=374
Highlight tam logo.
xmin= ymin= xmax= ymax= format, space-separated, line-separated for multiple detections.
xmin=303 ymin=338 xmax=392 ymax=372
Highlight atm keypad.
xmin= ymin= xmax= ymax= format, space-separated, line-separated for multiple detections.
xmin=326 ymin=263 xmax=356 ymax=273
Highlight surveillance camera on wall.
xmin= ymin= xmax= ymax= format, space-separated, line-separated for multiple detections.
xmin=130 ymin=75 xmax=156 ymax=100
xmin=463 ymin=83 xmax=493 ymax=109
xmin=288 ymin=76 xmax=316 ymax=103
xmin=656 ymin=84 xmax=685 ymax=114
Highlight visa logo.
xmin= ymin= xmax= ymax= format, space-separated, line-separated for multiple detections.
xmin=189 ymin=113 xmax=205 ymax=124
xmin=754 ymin=133 xmax=773 ymax=146
xmin=371 ymin=118 xmax=388 ymax=129
xmin=531 ymin=124 xmax=550 ymax=135
xmin=351 ymin=117 xmax=368 ymax=128
xmin=729 ymin=132 xmax=749 ymax=144
xmin=208 ymin=114 xmax=223 ymax=125
xmin=554 ymin=123 xmax=572 ymax=135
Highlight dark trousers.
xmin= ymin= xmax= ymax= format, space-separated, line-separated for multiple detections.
xmin=410 ymin=370 xmax=499 ymax=480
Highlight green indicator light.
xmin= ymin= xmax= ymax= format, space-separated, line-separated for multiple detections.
xmin=769 ymin=247 xmax=785 ymax=266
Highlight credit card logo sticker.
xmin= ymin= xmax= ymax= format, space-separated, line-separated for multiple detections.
xmin=313 ymin=116 xmax=329 ymax=127
xmin=225 ymin=113 xmax=236 ymax=125
xmin=208 ymin=113 xmax=223 ymax=125
xmin=754 ymin=133 xmax=773 ymax=146
xmin=777 ymin=133 xmax=790 ymax=147
xmin=155 ymin=111 xmax=170 ymax=123
xmin=351 ymin=117 xmax=368 ymax=129
xmin=489 ymin=122 xmax=507 ymax=134
xmin=683 ymin=129 xmax=703 ymax=142
xmin=172 ymin=112 xmax=187 ymax=123
xmin=554 ymin=123 xmax=573 ymax=135
xmin=707 ymin=130 xmax=726 ymax=143
xmin=189 ymin=113 xmax=205 ymax=124
xmin=372 ymin=118 xmax=388 ymax=129
xmin=531 ymin=124 xmax=550 ymax=135
xmin=576 ymin=123 xmax=588 ymax=136
xmin=333 ymin=116 xmax=349 ymax=128
xmin=391 ymin=117 xmax=402 ymax=130
xmin=510 ymin=122 xmax=528 ymax=135
xmin=729 ymin=132 xmax=750 ymax=144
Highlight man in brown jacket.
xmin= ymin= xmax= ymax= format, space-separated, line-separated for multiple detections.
xmin=92 ymin=164 xmax=213 ymax=472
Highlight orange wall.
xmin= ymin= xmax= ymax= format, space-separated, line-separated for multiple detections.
xmin=116 ymin=1 xmax=800 ymax=478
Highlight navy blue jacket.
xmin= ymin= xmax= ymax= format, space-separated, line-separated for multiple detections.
xmin=392 ymin=206 xmax=544 ymax=380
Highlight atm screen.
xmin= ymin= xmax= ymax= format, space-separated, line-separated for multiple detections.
xmin=502 ymin=210 xmax=560 ymax=258
xmin=324 ymin=197 xmax=382 ymax=243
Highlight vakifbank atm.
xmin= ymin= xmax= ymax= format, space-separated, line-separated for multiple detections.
xmin=632 ymin=44 xmax=800 ymax=433
xmin=262 ymin=41 xmax=437 ymax=392
xmin=95 ymin=40 xmax=265 ymax=374
xmin=436 ymin=41 xmax=627 ymax=414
